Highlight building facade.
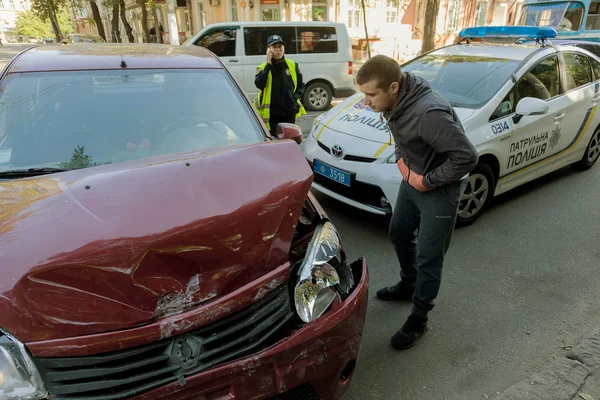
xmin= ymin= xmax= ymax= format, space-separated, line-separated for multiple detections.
xmin=0 ymin=0 xmax=31 ymax=39
xmin=70 ymin=0 xmax=524 ymax=59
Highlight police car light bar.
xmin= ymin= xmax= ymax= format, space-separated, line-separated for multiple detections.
xmin=458 ymin=26 xmax=558 ymax=40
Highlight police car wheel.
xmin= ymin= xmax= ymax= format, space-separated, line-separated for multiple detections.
xmin=573 ymin=125 xmax=600 ymax=171
xmin=304 ymin=82 xmax=332 ymax=111
xmin=456 ymin=163 xmax=495 ymax=227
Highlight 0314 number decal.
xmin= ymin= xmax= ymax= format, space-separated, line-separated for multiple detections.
xmin=491 ymin=121 xmax=510 ymax=135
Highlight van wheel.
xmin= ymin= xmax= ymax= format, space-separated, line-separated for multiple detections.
xmin=572 ymin=125 xmax=600 ymax=171
xmin=456 ymin=163 xmax=496 ymax=227
xmin=304 ymin=82 xmax=332 ymax=111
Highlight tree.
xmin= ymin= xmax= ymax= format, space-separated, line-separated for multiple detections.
xmin=57 ymin=8 xmax=73 ymax=35
xmin=120 ymin=0 xmax=135 ymax=42
xmin=89 ymin=0 xmax=106 ymax=41
xmin=31 ymin=0 xmax=64 ymax=41
xmin=421 ymin=0 xmax=440 ymax=53
xmin=15 ymin=7 xmax=71 ymax=39
xmin=138 ymin=0 xmax=151 ymax=43
xmin=16 ymin=10 xmax=51 ymax=38
xmin=110 ymin=0 xmax=121 ymax=42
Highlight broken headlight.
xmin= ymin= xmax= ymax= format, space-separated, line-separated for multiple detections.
xmin=294 ymin=221 xmax=353 ymax=323
xmin=0 ymin=334 xmax=46 ymax=400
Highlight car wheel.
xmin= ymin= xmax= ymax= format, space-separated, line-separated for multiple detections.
xmin=573 ymin=125 xmax=600 ymax=171
xmin=304 ymin=82 xmax=332 ymax=112
xmin=456 ymin=163 xmax=496 ymax=227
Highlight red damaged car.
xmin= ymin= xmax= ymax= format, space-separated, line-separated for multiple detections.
xmin=0 ymin=45 xmax=368 ymax=400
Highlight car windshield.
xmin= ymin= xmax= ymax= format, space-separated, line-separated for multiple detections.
xmin=517 ymin=1 xmax=584 ymax=31
xmin=403 ymin=53 xmax=520 ymax=109
xmin=0 ymin=69 xmax=265 ymax=173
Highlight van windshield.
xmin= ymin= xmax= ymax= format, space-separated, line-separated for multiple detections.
xmin=517 ymin=1 xmax=585 ymax=31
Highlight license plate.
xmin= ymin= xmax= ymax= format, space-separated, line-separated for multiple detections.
xmin=313 ymin=160 xmax=352 ymax=187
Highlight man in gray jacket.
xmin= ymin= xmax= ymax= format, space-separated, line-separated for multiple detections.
xmin=357 ymin=55 xmax=479 ymax=350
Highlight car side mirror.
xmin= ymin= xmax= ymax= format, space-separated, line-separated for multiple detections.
xmin=513 ymin=97 xmax=549 ymax=124
xmin=277 ymin=123 xmax=303 ymax=144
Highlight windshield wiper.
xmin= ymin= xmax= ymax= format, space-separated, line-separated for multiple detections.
xmin=0 ymin=167 xmax=69 ymax=178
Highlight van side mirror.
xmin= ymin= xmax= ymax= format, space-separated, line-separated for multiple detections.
xmin=513 ymin=97 xmax=549 ymax=124
xmin=277 ymin=123 xmax=303 ymax=144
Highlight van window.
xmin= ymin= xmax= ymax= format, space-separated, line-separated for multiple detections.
xmin=244 ymin=27 xmax=297 ymax=55
xmin=196 ymin=28 xmax=237 ymax=57
xmin=297 ymin=26 xmax=338 ymax=54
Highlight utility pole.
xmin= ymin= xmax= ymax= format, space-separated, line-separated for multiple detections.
xmin=166 ymin=0 xmax=178 ymax=45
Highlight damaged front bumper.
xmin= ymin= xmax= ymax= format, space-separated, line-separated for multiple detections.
xmin=27 ymin=257 xmax=368 ymax=400
xmin=140 ymin=257 xmax=369 ymax=400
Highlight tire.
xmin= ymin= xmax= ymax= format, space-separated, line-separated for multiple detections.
xmin=572 ymin=125 xmax=600 ymax=171
xmin=303 ymin=82 xmax=332 ymax=112
xmin=456 ymin=163 xmax=496 ymax=227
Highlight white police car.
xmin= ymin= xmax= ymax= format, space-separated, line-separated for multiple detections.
xmin=304 ymin=26 xmax=600 ymax=225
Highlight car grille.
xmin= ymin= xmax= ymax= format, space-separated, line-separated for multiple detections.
xmin=317 ymin=140 xmax=376 ymax=163
xmin=34 ymin=284 xmax=294 ymax=400
xmin=309 ymin=161 xmax=392 ymax=214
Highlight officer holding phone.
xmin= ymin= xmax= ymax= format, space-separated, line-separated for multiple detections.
xmin=254 ymin=34 xmax=306 ymax=137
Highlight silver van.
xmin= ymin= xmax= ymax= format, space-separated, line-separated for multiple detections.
xmin=184 ymin=21 xmax=356 ymax=111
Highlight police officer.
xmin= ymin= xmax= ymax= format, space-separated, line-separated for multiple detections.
xmin=254 ymin=34 xmax=306 ymax=137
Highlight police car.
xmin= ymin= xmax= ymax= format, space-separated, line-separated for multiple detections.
xmin=304 ymin=26 xmax=600 ymax=225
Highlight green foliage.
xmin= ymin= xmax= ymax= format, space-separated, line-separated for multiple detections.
xmin=16 ymin=10 xmax=51 ymax=38
xmin=17 ymin=6 xmax=72 ymax=38
xmin=57 ymin=8 xmax=73 ymax=35
xmin=58 ymin=145 xmax=101 ymax=170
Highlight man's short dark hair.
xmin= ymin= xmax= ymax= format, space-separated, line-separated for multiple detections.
xmin=356 ymin=55 xmax=402 ymax=89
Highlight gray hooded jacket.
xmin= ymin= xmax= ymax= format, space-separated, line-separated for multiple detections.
xmin=383 ymin=72 xmax=479 ymax=189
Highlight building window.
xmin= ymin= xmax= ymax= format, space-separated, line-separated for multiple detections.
xmin=231 ymin=0 xmax=238 ymax=22
xmin=386 ymin=0 xmax=398 ymax=23
xmin=475 ymin=1 xmax=487 ymax=26
xmin=446 ymin=0 xmax=460 ymax=30
xmin=0 ymin=1 xmax=5 ymax=8
xmin=347 ymin=0 xmax=362 ymax=28
xmin=8 ymin=0 xmax=15 ymax=9
xmin=261 ymin=7 xmax=280 ymax=21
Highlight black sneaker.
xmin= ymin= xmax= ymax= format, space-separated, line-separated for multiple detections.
xmin=391 ymin=315 xmax=428 ymax=350
xmin=376 ymin=282 xmax=414 ymax=301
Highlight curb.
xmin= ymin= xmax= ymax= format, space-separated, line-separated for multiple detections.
xmin=493 ymin=328 xmax=600 ymax=400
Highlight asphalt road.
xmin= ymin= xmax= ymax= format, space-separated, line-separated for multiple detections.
xmin=4 ymin=44 xmax=600 ymax=399
xmin=297 ymin=119 xmax=600 ymax=399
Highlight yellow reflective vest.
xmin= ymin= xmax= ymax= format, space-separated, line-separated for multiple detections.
xmin=253 ymin=58 xmax=306 ymax=131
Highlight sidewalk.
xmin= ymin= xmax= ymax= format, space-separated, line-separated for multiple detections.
xmin=493 ymin=327 xmax=600 ymax=399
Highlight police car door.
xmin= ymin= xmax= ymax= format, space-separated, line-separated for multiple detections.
xmin=502 ymin=53 xmax=566 ymax=184
xmin=549 ymin=50 xmax=598 ymax=165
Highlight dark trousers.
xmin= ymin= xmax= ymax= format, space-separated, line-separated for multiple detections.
xmin=269 ymin=114 xmax=295 ymax=137
xmin=389 ymin=178 xmax=467 ymax=318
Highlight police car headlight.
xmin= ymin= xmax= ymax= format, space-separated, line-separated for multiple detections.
xmin=0 ymin=334 xmax=47 ymax=400
xmin=310 ymin=114 xmax=323 ymax=138
xmin=294 ymin=221 xmax=344 ymax=323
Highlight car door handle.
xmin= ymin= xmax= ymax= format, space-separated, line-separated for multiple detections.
xmin=229 ymin=59 xmax=239 ymax=63
xmin=554 ymin=113 xmax=566 ymax=122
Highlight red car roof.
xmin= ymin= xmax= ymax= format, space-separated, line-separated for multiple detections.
xmin=6 ymin=44 xmax=223 ymax=73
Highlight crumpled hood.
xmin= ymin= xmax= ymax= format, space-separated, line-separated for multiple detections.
xmin=0 ymin=140 xmax=313 ymax=342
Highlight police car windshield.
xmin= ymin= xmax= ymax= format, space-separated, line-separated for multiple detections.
xmin=0 ymin=69 xmax=265 ymax=173
xmin=403 ymin=54 xmax=520 ymax=109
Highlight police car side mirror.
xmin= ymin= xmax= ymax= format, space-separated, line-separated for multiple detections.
xmin=513 ymin=97 xmax=549 ymax=124
xmin=277 ymin=123 xmax=303 ymax=144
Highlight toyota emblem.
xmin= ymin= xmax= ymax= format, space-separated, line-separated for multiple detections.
xmin=331 ymin=144 xmax=344 ymax=158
